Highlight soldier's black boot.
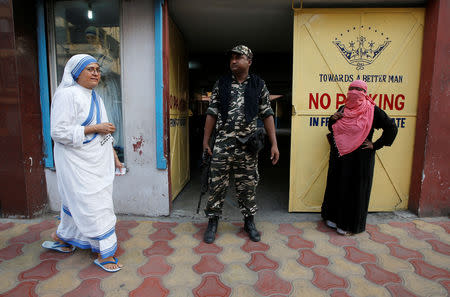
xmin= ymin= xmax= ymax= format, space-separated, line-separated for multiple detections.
xmin=244 ymin=215 xmax=261 ymax=242
xmin=203 ymin=216 xmax=219 ymax=244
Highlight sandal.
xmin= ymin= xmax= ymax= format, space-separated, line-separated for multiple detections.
xmin=336 ymin=228 xmax=353 ymax=236
xmin=42 ymin=241 xmax=76 ymax=253
xmin=325 ymin=220 xmax=337 ymax=229
xmin=94 ymin=257 xmax=122 ymax=272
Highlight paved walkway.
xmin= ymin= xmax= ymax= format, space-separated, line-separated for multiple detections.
xmin=0 ymin=216 xmax=449 ymax=296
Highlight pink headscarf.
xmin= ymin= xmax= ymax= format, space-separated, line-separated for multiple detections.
xmin=332 ymin=80 xmax=375 ymax=156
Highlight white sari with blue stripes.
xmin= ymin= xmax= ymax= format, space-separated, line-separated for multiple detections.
xmin=51 ymin=55 xmax=117 ymax=259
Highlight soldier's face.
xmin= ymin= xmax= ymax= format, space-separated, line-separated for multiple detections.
xmin=230 ymin=53 xmax=251 ymax=74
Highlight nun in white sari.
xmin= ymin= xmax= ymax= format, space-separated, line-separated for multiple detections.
xmin=44 ymin=54 xmax=123 ymax=272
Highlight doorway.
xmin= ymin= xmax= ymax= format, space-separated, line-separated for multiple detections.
xmin=167 ymin=1 xmax=294 ymax=219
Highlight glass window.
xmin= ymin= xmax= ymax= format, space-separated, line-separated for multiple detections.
xmin=52 ymin=0 xmax=124 ymax=161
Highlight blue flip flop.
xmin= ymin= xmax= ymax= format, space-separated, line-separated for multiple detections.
xmin=42 ymin=241 xmax=76 ymax=253
xmin=94 ymin=257 xmax=121 ymax=272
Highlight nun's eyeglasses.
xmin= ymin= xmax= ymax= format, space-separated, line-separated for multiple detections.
xmin=85 ymin=67 xmax=101 ymax=74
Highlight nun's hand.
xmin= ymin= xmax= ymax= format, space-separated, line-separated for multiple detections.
xmin=96 ymin=123 xmax=116 ymax=134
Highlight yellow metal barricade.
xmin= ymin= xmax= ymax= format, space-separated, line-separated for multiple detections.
xmin=169 ymin=17 xmax=190 ymax=200
xmin=290 ymin=8 xmax=425 ymax=212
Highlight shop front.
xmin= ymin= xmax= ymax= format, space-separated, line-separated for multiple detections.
xmin=1 ymin=0 xmax=447 ymax=218
xmin=42 ymin=0 xmax=171 ymax=216
xmin=41 ymin=0 xmax=449 ymax=217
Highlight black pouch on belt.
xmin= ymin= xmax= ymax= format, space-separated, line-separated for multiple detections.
xmin=237 ymin=129 xmax=265 ymax=154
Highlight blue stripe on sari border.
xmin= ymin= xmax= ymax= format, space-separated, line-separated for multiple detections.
xmin=56 ymin=234 xmax=91 ymax=250
xmin=56 ymin=233 xmax=116 ymax=256
xmin=62 ymin=205 xmax=72 ymax=217
xmin=99 ymin=242 xmax=118 ymax=259
xmin=91 ymin=227 xmax=115 ymax=241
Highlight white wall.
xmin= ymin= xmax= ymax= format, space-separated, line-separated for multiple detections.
xmin=46 ymin=0 xmax=170 ymax=216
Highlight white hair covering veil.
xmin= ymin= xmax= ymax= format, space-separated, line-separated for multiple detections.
xmin=54 ymin=54 xmax=98 ymax=97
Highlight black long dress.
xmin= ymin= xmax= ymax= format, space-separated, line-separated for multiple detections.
xmin=321 ymin=105 xmax=398 ymax=234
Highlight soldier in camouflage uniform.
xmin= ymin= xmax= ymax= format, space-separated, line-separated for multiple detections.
xmin=202 ymin=45 xmax=280 ymax=244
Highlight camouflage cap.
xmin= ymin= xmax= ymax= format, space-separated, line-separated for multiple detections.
xmin=229 ymin=45 xmax=253 ymax=59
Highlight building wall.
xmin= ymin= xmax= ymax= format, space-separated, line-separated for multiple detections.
xmin=0 ymin=0 xmax=47 ymax=218
xmin=408 ymin=0 xmax=450 ymax=216
xmin=45 ymin=0 xmax=170 ymax=216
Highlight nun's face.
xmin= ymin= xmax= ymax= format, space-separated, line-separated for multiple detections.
xmin=77 ymin=62 xmax=101 ymax=89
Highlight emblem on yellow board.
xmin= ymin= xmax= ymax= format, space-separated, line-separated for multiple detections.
xmin=333 ymin=26 xmax=390 ymax=70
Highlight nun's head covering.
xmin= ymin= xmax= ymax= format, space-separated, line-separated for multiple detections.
xmin=55 ymin=54 xmax=98 ymax=96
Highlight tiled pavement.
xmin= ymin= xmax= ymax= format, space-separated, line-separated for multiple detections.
xmin=0 ymin=217 xmax=449 ymax=296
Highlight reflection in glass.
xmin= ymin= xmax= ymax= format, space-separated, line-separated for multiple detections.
xmin=53 ymin=0 xmax=123 ymax=161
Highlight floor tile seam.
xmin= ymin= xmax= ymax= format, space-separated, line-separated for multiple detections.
xmin=148 ymin=227 xmax=177 ymax=235
xmin=396 ymin=270 xmax=450 ymax=294
xmin=327 ymin=241 xmax=358 ymax=248
xmin=326 ymin=270 xmax=367 ymax=279
xmin=344 ymin=255 xmax=379 ymax=265
xmin=385 ymin=240 xmax=430 ymax=249
xmin=387 ymin=252 xmax=425 ymax=261
xmin=136 ymin=255 xmax=173 ymax=277
xmin=213 ymin=243 xmax=245 ymax=248
xmin=361 ymin=264 xmax=405 ymax=286
xmin=193 ymin=269 xmax=226 ymax=276
xmin=423 ymin=248 xmax=450 ymax=257
xmin=348 ymin=243 xmax=391 ymax=261
xmin=387 ymin=225 xmax=437 ymax=241
xmin=362 ymin=276 xmax=405 ymax=287
xmin=0 ymin=250 xmax=41 ymax=282
xmin=240 ymin=247 xmax=270 ymax=253
xmin=248 ymin=259 xmax=282 ymax=271
xmin=0 ymin=280 xmax=40 ymax=296
xmin=0 ymin=222 xmax=15 ymax=230
xmin=402 ymin=227 xmax=436 ymax=240
xmin=138 ymin=272 xmax=171 ymax=278
xmin=410 ymin=273 xmax=450 ymax=282
xmin=253 ymin=283 xmax=294 ymax=296
xmin=195 ymin=273 xmax=230 ymax=283
xmin=309 ymin=279 xmax=349 ymax=292
xmin=425 ymin=237 xmax=450 ymax=245
xmin=165 ymin=259 xmax=199 ymax=266
xmin=18 ymin=259 xmax=60 ymax=281
xmin=193 ymin=251 xmax=222 ymax=255
xmin=3 ymin=280 xmax=44 ymax=297
xmin=0 ymin=279 xmax=30 ymax=294
xmin=367 ymin=236 xmax=400 ymax=245
xmin=295 ymin=261 xmax=329 ymax=269
xmin=406 ymin=257 xmax=450 ymax=274
xmin=0 ymin=243 xmax=25 ymax=261
xmin=7 ymin=234 xmax=41 ymax=245
xmin=420 ymin=242 xmax=450 ymax=256
xmin=412 ymin=220 xmax=446 ymax=234
xmin=266 ymin=294 xmax=290 ymax=297
xmin=325 ymin=286 xmax=353 ymax=296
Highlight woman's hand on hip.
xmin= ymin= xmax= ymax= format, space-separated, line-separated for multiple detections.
xmin=331 ymin=112 xmax=344 ymax=121
xmin=361 ymin=139 xmax=374 ymax=150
